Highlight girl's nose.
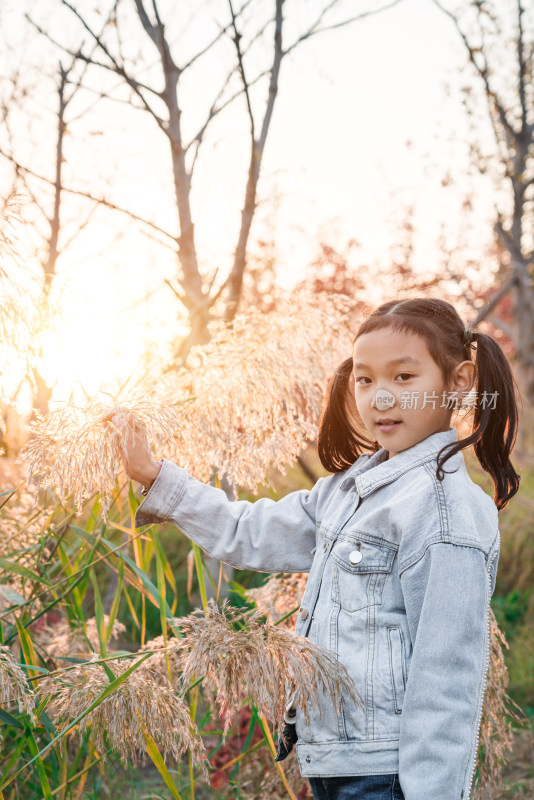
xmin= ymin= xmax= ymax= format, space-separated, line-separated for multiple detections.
xmin=371 ymin=388 xmax=397 ymax=411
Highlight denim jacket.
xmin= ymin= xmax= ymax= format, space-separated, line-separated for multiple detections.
xmin=134 ymin=426 xmax=500 ymax=800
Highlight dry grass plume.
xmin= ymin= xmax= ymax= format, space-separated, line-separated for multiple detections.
xmin=169 ymin=599 xmax=364 ymax=737
xmin=19 ymin=290 xmax=353 ymax=518
xmin=38 ymin=656 xmax=206 ymax=769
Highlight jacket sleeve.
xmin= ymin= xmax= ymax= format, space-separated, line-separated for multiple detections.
xmin=134 ymin=458 xmax=331 ymax=573
xmin=398 ymin=541 xmax=490 ymax=800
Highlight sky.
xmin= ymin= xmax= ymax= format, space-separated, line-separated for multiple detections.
xmin=0 ymin=0 xmax=499 ymax=408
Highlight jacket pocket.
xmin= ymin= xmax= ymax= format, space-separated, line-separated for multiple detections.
xmin=330 ymin=535 xmax=396 ymax=613
xmin=387 ymin=625 xmax=407 ymax=714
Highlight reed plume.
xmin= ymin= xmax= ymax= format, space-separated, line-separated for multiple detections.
xmin=33 ymin=615 xmax=126 ymax=667
xmin=38 ymin=656 xmax=206 ymax=768
xmin=246 ymin=573 xmax=308 ymax=629
xmin=19 ymin=290 xmax=353 ymax=518
xmin=473 ymin=607 xmax=528 ymax=800
xmin=169 ymin=599 xmax=364 ymax=737
xmin=0 ymin=644 xmax=35 ymax=719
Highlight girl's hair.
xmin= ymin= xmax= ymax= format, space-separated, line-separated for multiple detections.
xmin=318 ymin=297 xmax=521 ymax=510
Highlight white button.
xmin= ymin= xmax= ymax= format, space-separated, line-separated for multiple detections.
xmin=349 ymin=550 xmax=362 ymax=564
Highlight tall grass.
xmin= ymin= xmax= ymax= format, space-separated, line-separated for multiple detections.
xmin=0 ymin=477 xmax=354 ymax=798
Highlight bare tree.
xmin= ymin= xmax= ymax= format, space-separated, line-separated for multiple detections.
xmin=433 ymin=0 xmax=534 ymax=401
xmin=0 ymin=25 xmax=112 ymax=416
xmin=29 ymin=0 xmax=404 ymax=361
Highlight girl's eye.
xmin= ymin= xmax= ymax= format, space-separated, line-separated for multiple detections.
xmin=354 ymin=373 xmax=413 ymax=385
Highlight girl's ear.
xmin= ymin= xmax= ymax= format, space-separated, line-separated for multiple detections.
xmin=451 ymin=359 xmax=476 ymax=395
xmin=348 ymin=371 xmax=355 ymax=394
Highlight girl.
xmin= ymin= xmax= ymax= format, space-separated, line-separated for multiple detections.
xmin=106 ymin=297 xmax=521 ymax=800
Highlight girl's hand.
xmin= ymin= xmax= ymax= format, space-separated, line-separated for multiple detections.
xmin=102 ymin=408 xmax=162 ymax=489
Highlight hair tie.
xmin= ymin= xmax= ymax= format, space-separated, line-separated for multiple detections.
xmin=463 ymin=329 xmax=476 ymax=347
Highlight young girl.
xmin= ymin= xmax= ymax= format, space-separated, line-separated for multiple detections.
xmin=106 ymin=297 xmax=520 ymax=800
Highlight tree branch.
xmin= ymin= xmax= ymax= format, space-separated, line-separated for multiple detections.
xmin=283 ymin=0 xmax=405 ymax=55
xmin=516 ymin=0 xmax=528 ymax=135
xmin=223 ymin=0 xmax=284 ymax=320
xmin=468 ymin=275 xmax=519 ymax=328
xmin=25 ymin=14 xmax=163 ymax=101
xmin=431 ymin=0 xmax=518 ymax=152
xmin=487 ymin=313 xmax=514 ymax=339
xmin=59 ymin=1 xmax=167 ymax=132
xmin=133 ymin=0 xmax=158 ymax=45
xmin=227 ymin=0 xmax=255 ymax=139
xmin=180 ymin=0 xmax=255 ymax=73
xmin=0 ymin=150 xmax=178 ymax=245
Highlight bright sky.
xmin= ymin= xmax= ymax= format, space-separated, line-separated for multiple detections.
xmin=0 ymin=0 xmax=498 ymax=409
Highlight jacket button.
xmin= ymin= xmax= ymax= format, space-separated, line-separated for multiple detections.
xmin=349 ymin=550 xmax=363 ymax=564
xmin=300 ymin=607 xmax=309 ymax=620
xmin=306 ymin=755 xmax=311 ymax=763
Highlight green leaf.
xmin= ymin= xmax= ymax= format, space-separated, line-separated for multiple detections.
xmin=86 ymin=495 xmax=101 ymax=533
xmin=192 ymin=544 xmax=208 ymax=611
xmin=24 ymin=724 xmax=53 ymax=800
xmin=0 ymin=707 xmax=23 ymax=728
xmin=228 ymin=580 xmax=248 ymax=599
xmin=121 ymin=552 xmax=172 ymax=618
xmin=0 ymin=732 xmax=27 ymax=784
xmin=89 ymin=568 xmax=107 ymax=658
xmin=151 ymin=532 xmax=171 ymax=679
xmin=102 ymin=661 xmax=116 ymax=683
xmin=70 ymin=526 xmax=172 ymax=617
xmin=15 ymin=618 xmax=39 ymax=680
xmin=39 ymin=709 xmax=57 ymax=740
xmin=0 ymin=584 xmax=26 ymax=606
xmin=123 ymin=585 xmax=140 ymax=629
xmin=143 ymin=729 xmax=184 ymax=800
xmin=106 ymin=555 xmax=124 ymax=639
xmin=128 ymin=480 xmax=139 ymax=527
xmin=0 ymin=558 xmax=42 ymax=583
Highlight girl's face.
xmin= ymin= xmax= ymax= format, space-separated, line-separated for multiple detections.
xmin=352 ymin=326 xmax=474 ymax=459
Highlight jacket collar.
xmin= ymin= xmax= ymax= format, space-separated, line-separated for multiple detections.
xmin=339 ymin=427 xmax=459 ymax=498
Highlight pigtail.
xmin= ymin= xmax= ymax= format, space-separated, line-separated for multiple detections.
xmin=317 ymin=357 xmax=378 ymax=472
xmin=436 ymin=332 xmax=521 ymax=510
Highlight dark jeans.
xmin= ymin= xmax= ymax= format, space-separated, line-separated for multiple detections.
xmin=309 ymin=773 xmax=404 ymax=800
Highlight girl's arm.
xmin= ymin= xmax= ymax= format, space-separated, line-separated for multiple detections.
xmin=104 ymin=408 xmax=329 ymax=573
xmin=134 ymin=458 xmax=328 ymax=573
xmin=398 ymin=541 xmax=490 ymax=800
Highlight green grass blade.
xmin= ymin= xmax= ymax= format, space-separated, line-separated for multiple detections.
xmin=0 ymin=707 xmax=23 ymax=727
xmin=106 ymin=555 xmax=124 ymax=639
xmin=142 ymin=728 xmax=183 ymax=800
xmin=151 ymin=532 xmax=171 ymax=680
xmin=123 ymin=584 xmax=140 ymax=628
xmin=70 ymin=526 xmax=172 ymax=617
xmin=192 ymin=544 xmax=208 ymax=611
xmin=128 ymin=481 xmax=139 ymax=528
xmin=89 ymin=568 xmax=107 ymax=658
xmin=0 ymin=558 xmax=42 ymax=582
xmin=24 ymin=724 xmax=53 ymax=800
xmin=15 ymin=618 xmax=39 ymax=680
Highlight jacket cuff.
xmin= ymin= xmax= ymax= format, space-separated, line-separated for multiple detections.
xmin=134 ymin=458 xmax=189 ymax=527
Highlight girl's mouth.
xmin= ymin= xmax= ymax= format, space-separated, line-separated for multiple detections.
xmin=376 ymin=420 xmax=402 ymax=432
